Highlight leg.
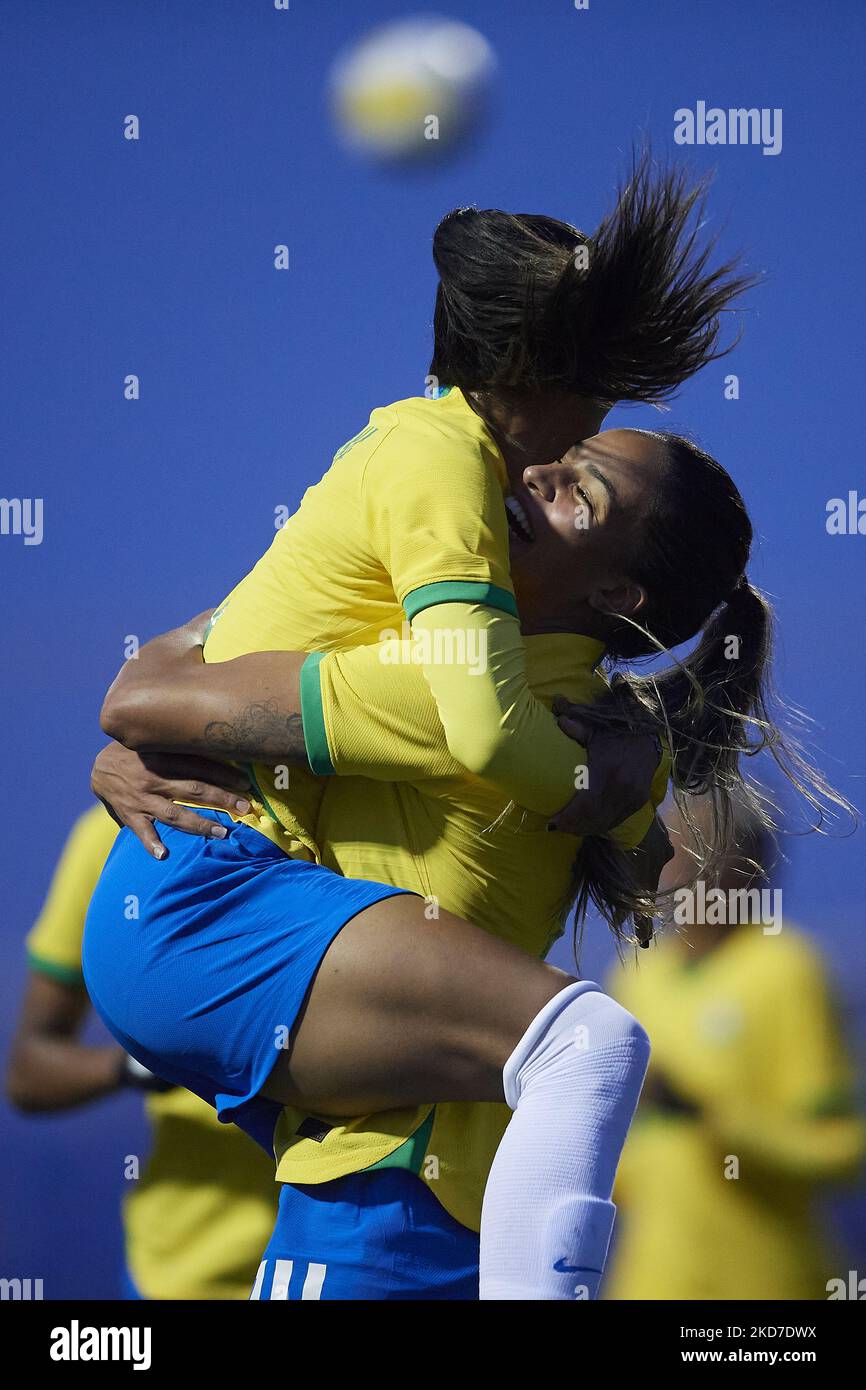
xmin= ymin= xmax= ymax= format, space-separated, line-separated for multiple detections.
xmin=261 ymin=893 xmax=572 ymax=1113
xmin=262 ymin=894 xmax=650 ymax=1300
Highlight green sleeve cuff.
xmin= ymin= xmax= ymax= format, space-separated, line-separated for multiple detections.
xmin=300 ymin=652 xmax=335 ymax=776
xmin=403 ymin=580 xmax=518 ymax=622
xmin=27 ymin=950 xmax=85 ymax=987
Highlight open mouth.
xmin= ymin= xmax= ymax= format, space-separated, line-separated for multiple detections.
xmin=505 ymin=494 xmax=535 ymax=543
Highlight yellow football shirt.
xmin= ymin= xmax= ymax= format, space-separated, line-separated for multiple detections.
xmin=604 ymin=926 xmax=865 ymax=1300
xmin=26 ymin=804 xmax=278 ymax=1300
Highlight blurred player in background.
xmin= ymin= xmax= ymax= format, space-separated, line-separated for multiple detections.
xmin=605 ymin=793 xmax=865 ymax=1300
xmin=6 ymin=802 xmax=278 ymax=1300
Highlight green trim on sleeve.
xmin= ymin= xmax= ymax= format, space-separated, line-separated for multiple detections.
xmin=404 ymin=580 xmax=518 ymax=622
xmin=300 ymin=652 xmax=335 ymax=776
xmin=806 ymin=1085 xmax=858 ymax=1119
xmin=27 ymin=950 xmax=85 ymax=987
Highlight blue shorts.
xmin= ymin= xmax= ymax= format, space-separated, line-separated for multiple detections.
xmin=251 ymin=1170 xmax=480 ymax=1300
xmin=82 ymin=810 xmax=409 ymax=1150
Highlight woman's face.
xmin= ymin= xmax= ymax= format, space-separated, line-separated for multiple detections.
xmin=506 ymin=428 xmax=667 ymax=630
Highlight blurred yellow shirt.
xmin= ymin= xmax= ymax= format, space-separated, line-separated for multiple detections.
xmin=25 ymin=804 xmax=278 ymax=1301
xmin=605 ymin=925 xmax=865 ymax=1300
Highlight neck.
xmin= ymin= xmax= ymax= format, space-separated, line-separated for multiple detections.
xmin=518 ymin=598 xmax=609 ymax=642
xmin=466 ymin=390 xmax=610 ymax=486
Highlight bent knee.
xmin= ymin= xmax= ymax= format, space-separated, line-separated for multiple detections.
xmin=595 ymin=993 xmax=651 ymax=1057
xmin=580 ymin=992 xmax=652 ymax=1084
xmin=524 ymin=983 xmax=651 ymax=1077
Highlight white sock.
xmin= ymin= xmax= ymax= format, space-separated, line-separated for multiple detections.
xmin=479 ymin=980 xmax=650 ymax=1301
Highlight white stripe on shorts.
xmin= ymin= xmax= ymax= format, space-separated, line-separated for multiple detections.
xmin=301 ymin=1262 xmax=327 ymax=1300
xmin=270 ymin=1258 xmax=293 ymax=1300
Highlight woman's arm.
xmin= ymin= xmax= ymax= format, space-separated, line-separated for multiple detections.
xmin=101 ymin=613 xmax=310 ymax=764
xmin=103 ymin=614 xmax=660 ymax=837
xmin=6 ymin=971 xmax=125 ymax=1111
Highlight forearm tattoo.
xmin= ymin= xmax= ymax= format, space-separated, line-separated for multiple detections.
xmin=202 ymin=702 xmax=307 ymax=762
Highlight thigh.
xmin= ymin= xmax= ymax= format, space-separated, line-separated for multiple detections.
xmin=263 ymin=893 xmax=574 ymax=1115
xmin=83 ymin=815 xmax=410 ymax=1136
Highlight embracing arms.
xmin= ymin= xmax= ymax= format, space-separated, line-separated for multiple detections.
xmin=97 ymin=612 xmax=663 ymax=848
xmin=102 ymin=608 xmax=618 ymax=820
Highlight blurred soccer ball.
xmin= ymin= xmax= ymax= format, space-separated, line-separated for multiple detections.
xmin=329 ymin=16 xmax=496 ymax=161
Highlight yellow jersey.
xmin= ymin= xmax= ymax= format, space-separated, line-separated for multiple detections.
xmin=605 ymin=925 xmax=865 ymax=1300
xmin=25 ymin=804 xmax=279 ymax=1301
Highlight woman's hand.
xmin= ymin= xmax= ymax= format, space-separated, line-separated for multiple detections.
xmin=548 ymin=708 xmax=662 ymax=838
xmin=92 ymin=742 xmax=253 ymax=860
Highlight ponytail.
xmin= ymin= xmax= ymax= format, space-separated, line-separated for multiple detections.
xmin=642 ymin=578 xmax=774 ymax=794
xmin=564 ymin=577 xmax=854 ymax=956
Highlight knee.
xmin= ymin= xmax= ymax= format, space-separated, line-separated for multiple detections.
xmin=544 ymin=980 xmax=650 ymax=1056
xmin=504 ymin=982 xmax=651 ymax=1107
xmin=593 ymin=993 xmax=651 ymax=1058
xmin=577 ymin=992 xmax=651 ymax=1088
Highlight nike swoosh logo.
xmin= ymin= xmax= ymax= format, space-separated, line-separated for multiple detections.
xmin=553 ymin=1259 xmax=600 ymax=1275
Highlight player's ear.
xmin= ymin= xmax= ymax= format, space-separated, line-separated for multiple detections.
xmin=587 ymin=581 xmax=646 ymax=619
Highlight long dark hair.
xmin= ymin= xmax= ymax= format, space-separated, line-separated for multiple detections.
xmin=429 ymin=148 xmax=757 ymax=403
xmin=564 ymin=432 xmax=855 ymax=952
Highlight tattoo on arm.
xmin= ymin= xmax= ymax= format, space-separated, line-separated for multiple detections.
xmin=202 ymin=702 xmax=307 ymax=762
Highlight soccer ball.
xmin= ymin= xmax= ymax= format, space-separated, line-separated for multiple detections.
xmin=329 ymin=16 xmax=496 ymax=161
